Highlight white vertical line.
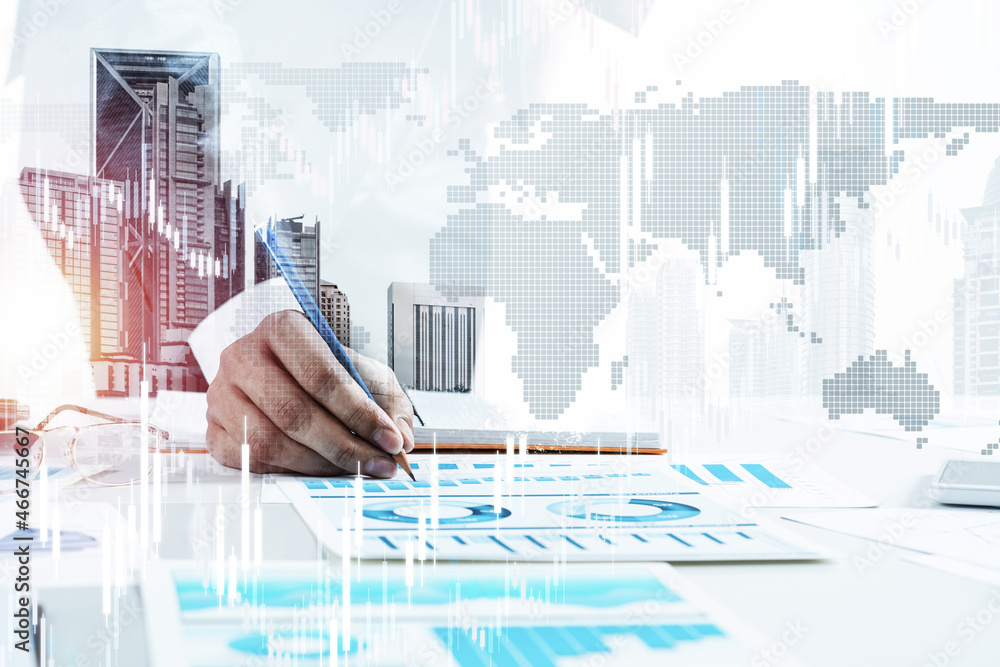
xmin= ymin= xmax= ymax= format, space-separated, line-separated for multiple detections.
xmin=152 ymin=450 xmax=161 ymax=545
xmin=341 ymin=511 xmax=351 ymax=651
xmin=451 ymin=2 xmax=457 ymax=100
xmin=331 ymin=613 xmax=339 ymax=667
xmin=809 ymin=88 xmax=818 ymax=185
xmin=214 ymin=491 xmax=225 ymax=597
xmin=619 ymin=153 xmax=629 ymax=278
xmin=354 ymin=463 xmax=363 ymax=564
xmin=796 ymin=152 xmax=805 ymax=207
xmin=140 ymin=379 xmax=149 ymax=550
xmin=241 ymin=427 xmax=250 ymax=572
xmin=720 ymin=178 xmax=730 ymax=256
xmin=784 ymin=186 xmax=794 ymax=238
xmin=417 ymin=504 xmax=427 ymax=562
xmin=632 ymin=137 xmax=642 ymax=231
xmin=102 ymin=523 xmax=111 ymax=615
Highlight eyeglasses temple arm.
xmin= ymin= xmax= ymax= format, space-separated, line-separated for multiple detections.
xmin=36 ymin=405 xmax=171 ymax=441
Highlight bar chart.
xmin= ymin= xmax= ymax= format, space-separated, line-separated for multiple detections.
xmin=276 ymin=459 xmax=825 ymax=562
xmin=668 ymin=460 xmax=876 ymax=508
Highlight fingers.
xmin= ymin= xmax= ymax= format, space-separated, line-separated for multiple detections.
xmin=258 ymin=311 xmax=405 ymax=455
xmin=234 ymin=357 xmax=398 ymax=477
xmin=207 ymin=381 xmax=397 ymax=478
xmin=349 ymin=349 xmax=416 ymax=453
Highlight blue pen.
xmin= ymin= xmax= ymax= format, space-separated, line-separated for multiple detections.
xmin=254 ymin=222 xmax=415 ymax=480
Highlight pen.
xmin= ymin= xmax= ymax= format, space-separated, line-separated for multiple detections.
xmin=254 ymin=222 xmax=416 ymax=481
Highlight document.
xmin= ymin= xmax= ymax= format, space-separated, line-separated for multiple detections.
xmin=144 ymin=560 xmax=769 ymax=667
xmin=671 ymin=459 xmax=877 ymax=509
xmin=277 ymin=455 xmax=826 ymax=562
xmin=784 ymin=507 xmax=1000 ymax=573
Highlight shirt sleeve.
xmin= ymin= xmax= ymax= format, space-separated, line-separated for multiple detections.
xmin=188 ymin=278 xmax=302 ymax=384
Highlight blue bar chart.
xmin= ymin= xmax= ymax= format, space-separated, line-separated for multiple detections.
xmin=664 ymin=460 xmax=876 ymax=508
xmin=276 ymin=458 xmax=825 ymax=562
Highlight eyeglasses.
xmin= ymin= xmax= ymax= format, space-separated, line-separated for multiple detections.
xmin=0 ymin=404 xmax=170 ymax=493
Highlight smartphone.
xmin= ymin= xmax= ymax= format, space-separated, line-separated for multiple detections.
xmin=928 ymin=460 xmax=1000 ymax=508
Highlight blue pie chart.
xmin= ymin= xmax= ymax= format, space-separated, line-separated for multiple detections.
xmin=363 ymin=499 xmax=511 ymax=524
xmin=547 ymin=498 xmax=700 ymax=522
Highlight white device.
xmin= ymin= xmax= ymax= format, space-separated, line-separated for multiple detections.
xmin=928 ymin=459 xmax=1000 ymax=508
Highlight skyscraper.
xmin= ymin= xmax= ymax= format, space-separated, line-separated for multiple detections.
xmin=388 ymin=282 xmax=484 ymax=393
xmin=656 ymin=257 xmax=705 ymax=414
xmin=625 ymin=257 xmax=704 ymax=425
xmin=254 ymin=215 xmax=321 ymax=303
xmin=320 ymin=281 xmax=350 ymax=348
xmin=728 ymin=299 xmax=803 ymax=403
xmin=91 ymin=48 xmax=244 ymax=393
xmin=800 ymin=193 xmax=876 ymax=395
xmin=954 ymin=156 xmax=1000 ymax=396
xmin=17 ymin=168 xmax=127 ymax=361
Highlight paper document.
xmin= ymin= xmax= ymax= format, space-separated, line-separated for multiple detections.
xmin=277 ymin=455 xmax=826 ymax=562
xmin=143 ymin=560 xmax=769 ymax=667
xmin=671 ymin=460 xmax=877 ymax=509
xmin=784 ymin=507 xmax=1000 ymax=573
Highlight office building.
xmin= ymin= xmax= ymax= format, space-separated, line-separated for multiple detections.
xmin=320 ymin=281 xmax=350 ymax=347
xmin=800 ymin=193 xmax=876 ymax=395
xmin=90 ymin=48 xmax=245 ymax=394
xmin=954 ymin=156 xmax=1000 ymax=396
xmin=388 ymin=282 xmax=484 ymax=393
xmin=656 ymin=257 xmax=705 ymax=413
xmin=626 ymin=257 xmax=705 ymax=424
xmin=254 ymin=215 xmax=321 ymax=303
xmin=18 ymin=168 xmax=127 ymax=361
xmin=729 ymin=299 xmax=803 ymax=403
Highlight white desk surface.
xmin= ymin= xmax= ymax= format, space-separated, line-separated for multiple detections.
xmin=22 ymin=408 xmax=1000 ymax=667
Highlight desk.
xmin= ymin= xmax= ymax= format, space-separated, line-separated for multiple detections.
xmin=21 ymin=413 xmax=1000 ymax=667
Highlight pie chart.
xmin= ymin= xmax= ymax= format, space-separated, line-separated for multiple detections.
xmin=363 ymin=499 xmax=511 ymax=524
xmin=547 ymin=498 xmax=701 ymax=522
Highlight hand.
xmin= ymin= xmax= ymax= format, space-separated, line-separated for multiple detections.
xmin=206 ymin=310 xmax=415 ymax=477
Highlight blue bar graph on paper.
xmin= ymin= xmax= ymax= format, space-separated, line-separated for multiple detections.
xmin=703 ymin=464 xmax=742 ymax=483
xmin=506 ymin=628 xmax=557 ymax=667
xmin=672 ymin=465 xmax=708 ymax=485
xmin=741 ymin=464 xmax=792 ymax=489
xmin=534 ymin=627 xmax=578 ymax=656
xmin=435 ymin=623 xmax=726 ymax=666
xmin=362 ymin=482 xmax=384 ymax=492
xmin=301 ymin=479 xmax=328 ymax=490
xmin=383 ymin=481 xmax=408 ymax=490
